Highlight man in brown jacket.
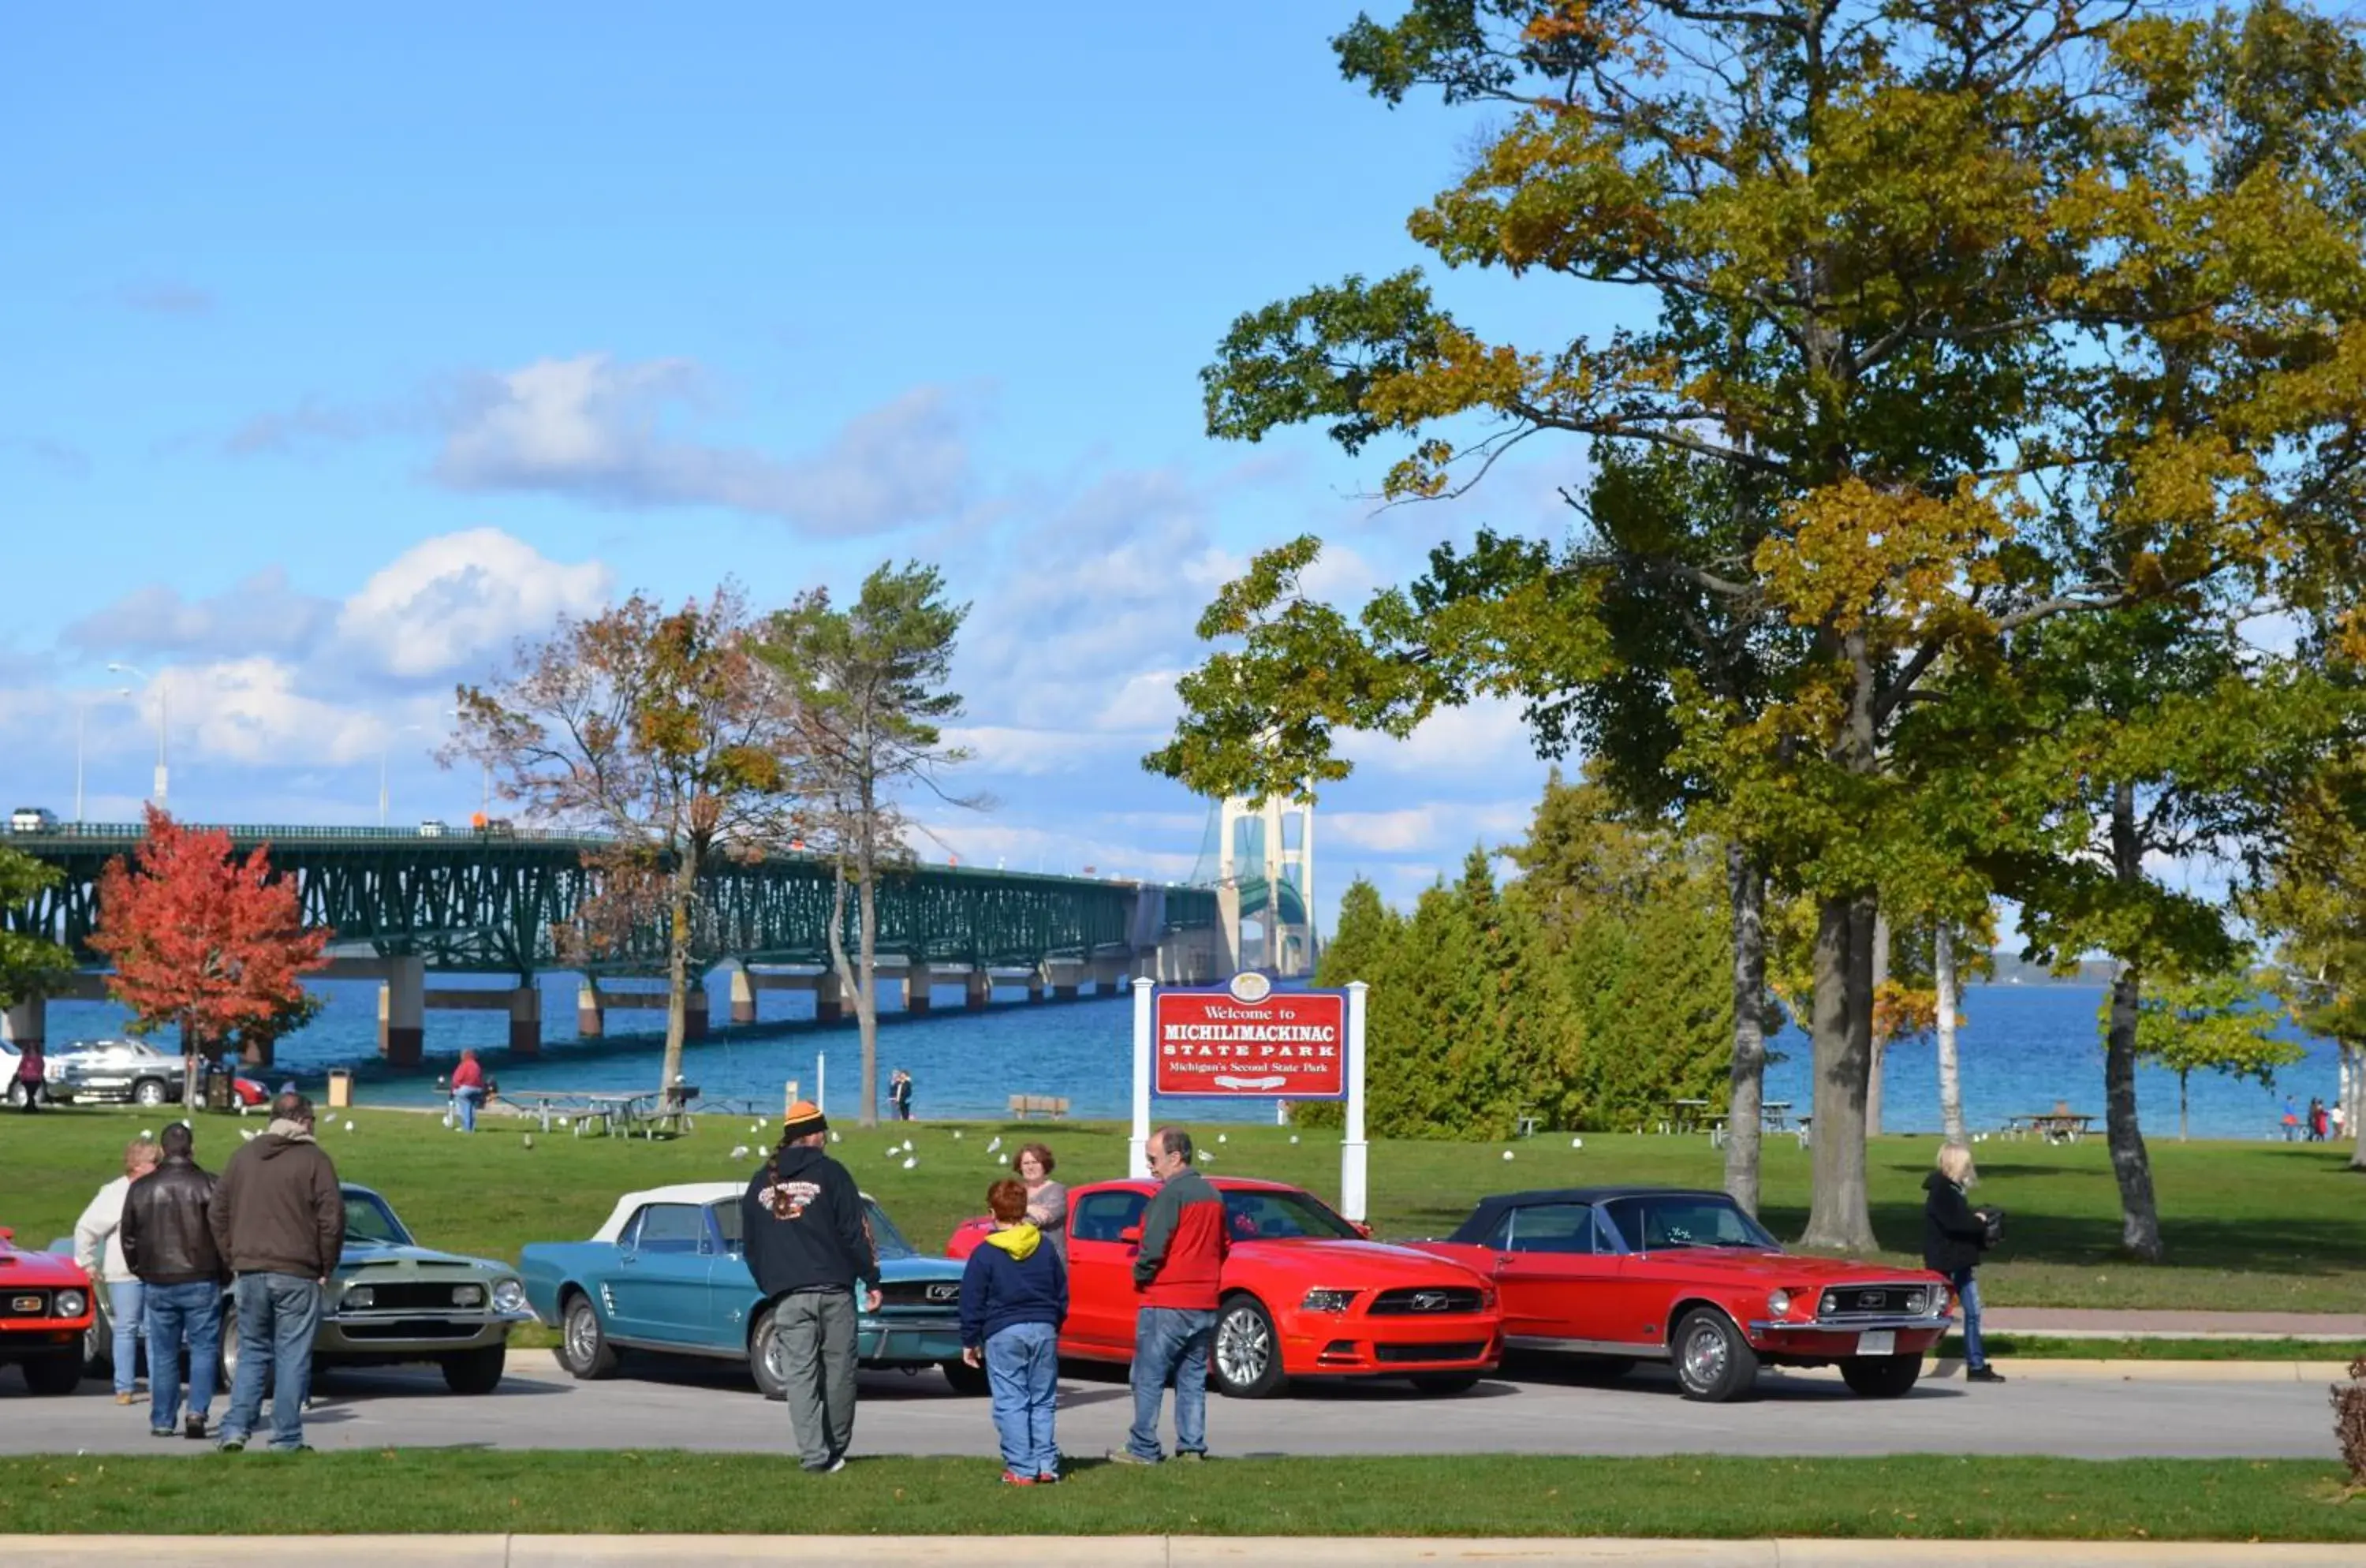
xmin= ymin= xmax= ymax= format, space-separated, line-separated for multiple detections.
xmin=209 ymin=1091 xmax=344 ymax=1452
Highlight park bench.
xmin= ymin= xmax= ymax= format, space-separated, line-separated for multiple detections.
xmin=1008 ymin=1093 xmax=1070 ymax=1119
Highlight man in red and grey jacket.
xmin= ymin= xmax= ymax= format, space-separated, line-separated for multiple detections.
xmin=1110 ymin=1126 xmax=1229 ymax=1465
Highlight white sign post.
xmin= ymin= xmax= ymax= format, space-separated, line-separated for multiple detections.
xmin=1129 ymin=977 xmax=1155 ymax=1178
xmin=1342 ymin=980 xmax=1369 ymax=1222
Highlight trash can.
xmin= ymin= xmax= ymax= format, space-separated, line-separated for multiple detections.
xmin=203 ymin=1072 xmax=233 ymax=1113
xmin=327 ymin=1069 xmax=353 ymax=1110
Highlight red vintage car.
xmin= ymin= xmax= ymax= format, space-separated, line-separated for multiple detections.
xmin=0 ymin=1227 xmax=96 ymax=1394
xmin=1406 ymin=1186 xmax=1954 ymax=1402
xmin=951 ymin=1177 xmax=1502 ymax=1398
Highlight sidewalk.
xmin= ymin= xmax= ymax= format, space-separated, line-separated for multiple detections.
xmin=1985 ymin=1309 xmax=2366 ymax=1341
xmin=10 ymin=1537 xmax=2366 ymax=1567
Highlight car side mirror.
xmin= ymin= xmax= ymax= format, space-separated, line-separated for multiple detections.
xmin=1119 ymin=1226 xmax=1143 ymax=1245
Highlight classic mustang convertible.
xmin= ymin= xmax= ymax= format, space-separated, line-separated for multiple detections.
xmin=953 ymin=1176 xmax=1502 ymax=1399
xmin=520 ymin=1182 xmax=980 ymax=1395
xmin=1 ymin=1227 xmax=94 ymax=1394
xmin=1406 ymin=1186 xmax=1954 ymax=1402
xmin=65 ymin=1184 xmax=533 ymax=1394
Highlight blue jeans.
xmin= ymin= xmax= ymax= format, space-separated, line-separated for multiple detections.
xmin=1951 ymin=1267 xmax=1985 ymax=1370
xmin=107 ymin=1280 xmax=146 ymax=1394
xmin=1127 ymin=1306 xmax=1214 ymax=1461
xmin=222 ymin=1273 xmax=321 ymax=1450
xmin=453 ymin=1085 xmax=483 ymax=1132
xmin=983 ymin=1320 xmax=1059 ymax=1476
xmin=145 ymin=1280 xmax=222 ymax=1432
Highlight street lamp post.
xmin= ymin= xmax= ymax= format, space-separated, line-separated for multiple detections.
xmin=105 ymin=663 xmax=168 ymax=808
xmin=75 ymin=688 xmax=134 ymax=822
xmin=379 ymin=722 xmax=427 ymax=828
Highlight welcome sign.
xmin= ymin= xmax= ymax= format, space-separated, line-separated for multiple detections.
xmin=1151 ymin=973 xmax=1348 ymax=1099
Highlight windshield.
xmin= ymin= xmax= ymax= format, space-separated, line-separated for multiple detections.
xmin=1222 ymin=1188 xmax=1360 ymax=1241
xmin=863 ymin=1198 xmax=916 ymax=1260
xmin=1603 ymin=1195 xmax=1777 ymax=1252
xmin=344 ymin=1190 xmax=414 ymax=1247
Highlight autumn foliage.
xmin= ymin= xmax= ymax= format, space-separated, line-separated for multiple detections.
xmin=89 ymin=807 xmax=330 ymax=1066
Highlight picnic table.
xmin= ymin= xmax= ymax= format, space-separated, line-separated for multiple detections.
xmin=504 ymin=1087 xmax=699 ymax=1141
xmin=1662 ymin=1098 xmax=1711 ymax=1135
xmin=2005 ymin=1110 xmax=2095 ymax=1144
xmin=1761 ymin=1101 xmax=1794 ymax=1132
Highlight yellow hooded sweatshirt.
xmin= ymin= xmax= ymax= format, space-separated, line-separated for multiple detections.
xmin=985 ymin=1221 xmax=1042 ymax=1260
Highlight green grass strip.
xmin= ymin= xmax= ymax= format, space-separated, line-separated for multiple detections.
xmin=1945 ymin=1336 xmax=2366 ymax=1361
xmin=1 ymin=1454 xmax=2361 ymax=1540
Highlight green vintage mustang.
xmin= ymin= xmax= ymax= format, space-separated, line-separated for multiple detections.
xmin=73 ymin=1184 xmax=534 ymax=1394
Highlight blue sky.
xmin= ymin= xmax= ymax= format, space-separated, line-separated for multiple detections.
xmin=0 ymin=3 xmax=1602 ymax=931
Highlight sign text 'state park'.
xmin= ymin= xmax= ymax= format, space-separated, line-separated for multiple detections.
xmin=1152 ymin=986 xmax=1348 ymax=1099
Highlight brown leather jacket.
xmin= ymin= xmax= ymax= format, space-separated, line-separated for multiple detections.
xmin=122 ymin=1154 xmax=226 ymax=1286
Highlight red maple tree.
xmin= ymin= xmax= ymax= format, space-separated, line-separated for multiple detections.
xmin=89 ymin=807 xmax=331 ymax=1081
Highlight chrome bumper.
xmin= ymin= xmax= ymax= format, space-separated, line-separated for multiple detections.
xmin=1746 ymin=1315 xmax=1955 ymax=1335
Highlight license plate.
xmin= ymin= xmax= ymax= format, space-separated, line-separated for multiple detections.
xmin=1856 ymin=1330 xmax=1896 ymax=1356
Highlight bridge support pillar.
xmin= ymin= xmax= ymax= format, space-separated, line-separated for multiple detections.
xmin=685 ymin=988 xmax=710 ymax=1038
xmin=378 ymin=956 xmax=424 ymax=1068
xmin=509 ymin=985 xmax=542 ymax=1055
xmin=1024 ymin=972 xmax=1045 ymax=1004
xmin=730 ymin=967 xmax=758 ymax=1026
xmin=577 ymin=984 xmax=605 ymax=1038
xmin=902 ymin=967 xmax=932 ymax=1014
xmin=965 ymin=969 xmax=991 ymax=1010
xmin=2 ymin=995 xmax=43 ymax=1053
xmin=1093 ymin=960 xmax=1126 ymax=996
xmin=1046 ymin=961 xmax=1084 ymax=1000
xmin=815 ymin=972 xmax=843 ymax=1023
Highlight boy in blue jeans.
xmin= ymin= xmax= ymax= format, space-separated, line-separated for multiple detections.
xmin=958 ymin=1178 xmax=1068 ymax=1484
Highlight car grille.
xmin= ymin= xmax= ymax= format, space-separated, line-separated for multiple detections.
xmin=349 ymin=1282 xmax=483 ymax=1312
xmin=6 ymin=1290 xmax=51 ymax=1316
xmin=1373 ymin=1342 xmax=1487 ymax=1364
xmin=1366 ymin=1286 xmax=1484 ymax=1316
xmin=876 ymin=1279 xmax=961 ymax=1310
xmin=1816 ymin=1285 xmax=1936 ymax=1319
xmin=339 ymin=1319 xmax=485 ymax=1342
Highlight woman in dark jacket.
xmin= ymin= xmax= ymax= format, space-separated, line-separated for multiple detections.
xmin=1924 ymin=1142 xmax=2001 ymax=1383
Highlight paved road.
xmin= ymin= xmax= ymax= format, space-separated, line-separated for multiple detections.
xmin=2 ymin=1350 xmax=2339 ymax=1460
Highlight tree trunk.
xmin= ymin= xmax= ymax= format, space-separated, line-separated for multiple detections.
xmin=1799 ymin=894 xmax=1879 ymax=1251
xmin=857 ymin=872 xmax=880 ymax=1127
xmin=826 ymin=866 xmax=875 ymax=1129
xmin=1722 ymin=845 xmax=1768 ymax=1215
xmin=658 ymin=852 xmax=696 ymax=1096
xmin=1935 ymin=923 xmax=1963 ymax=1143
xmin=2346 ymin=1043 xmax=2364 ymax=1172
xmin=2104 ymin=782 xmax=2164 ymax=1260
xmin=181 ymin=1013 xmax=200 ymax=1112
xmin=2178 ymin=1070 xmax=2189 ymax=1143
xmin=1866 ymin=912 xmax=1890 ymax=1140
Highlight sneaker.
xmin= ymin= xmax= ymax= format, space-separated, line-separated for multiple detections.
xmin=150 ymin=1426 xmax=176 ymax=1439
xmin=1035 ymin=1470 xmax=1062 ymax=1484
xmin=1001 ymin=1470 xmax=1037 ymax=1486
xmin=185 ymin=1416 xmax=208 ymax=1441
xmin=1105 ymin=1447 xmax=1159 ymax=1465
xmin=802 ymin=1455 xmax=847 ymax=1475
xmin=1174 ymin=1450 xmax=1207 ymax=1462
xmin=1965 ymin=1365 xmax=2006 ymax=1383
xmin=115 ymin=1393 xmax=136 ymax=1406
xmin=216 ymin=1435 xmax=247 ymax=1453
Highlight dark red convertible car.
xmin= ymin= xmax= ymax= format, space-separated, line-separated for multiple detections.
xmin=1 ymin=1226 xmax=95 ymax=1394
xmin=1407 ymin=1186 xmax=1954 ymax=1402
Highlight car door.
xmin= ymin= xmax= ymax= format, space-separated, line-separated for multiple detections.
xmin=1488 ymin=1201 xmax=1627 ymax=1347
xmin=703 ymin=1198 xmax=763 ymax=1347
xmin=1062 ymin=1189 xmax=1150 ymax=1357
xmin=605 ymin=1202 xmax=716 ymax=1345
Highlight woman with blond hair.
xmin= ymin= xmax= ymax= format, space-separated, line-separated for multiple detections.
xmin=1924 ymin=1141 xmax=2000 ymax=1383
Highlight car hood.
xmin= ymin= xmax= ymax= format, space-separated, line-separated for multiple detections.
xmin=879 ymin=1255 xmax=965 ymax=1283
xmin=1625 ymin=1248 xmax=1942 ymax=1285
xmin=1 ymin=1245 xmax=91 ymax=1286
xmin=338 ymin=1241 xmax=506 ymax=1275
xmin=1236 ymin=1237 xmax=1489 ymax=1286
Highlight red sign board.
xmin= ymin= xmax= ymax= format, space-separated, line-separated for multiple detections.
xmin=1152 ymin=983 xmax=1347 ymax=1099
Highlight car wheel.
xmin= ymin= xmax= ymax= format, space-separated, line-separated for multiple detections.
xmin=1838 ymin=1353 xmax=1923 ymax=1398
xmin=749 ymin=1305 xmax=789 ymax=1400
xmin=21 ymin=1351 xmax=84 ymax=1396
xmin=1209 ymin=1294 xmax=1286 ymax=1399
xmin=441 ymin=1343 xmax=507 ymax=1394
xmin=558 ymin=1293 xmax=618 ymax=1380
xmin=1672 ymin=1308 xmax=1758 ymax=1402
xmin=1410 ymin=1370 xmax=1482 ymax=1395
xmin=217 ymin=1299 xmax=270 ymax=1396
xmin=939 ymin=1357 xmax=990 ymax=1396
xmin=132 ymin=1078 xmax=169 ymax=1107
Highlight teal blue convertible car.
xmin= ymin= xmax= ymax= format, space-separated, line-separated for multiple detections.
xmin=519 ymin=1181 xmax=981 ymax=1395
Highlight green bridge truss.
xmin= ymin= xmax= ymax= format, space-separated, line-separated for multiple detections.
xmin=2 ymin=825 xmax=1216 ymax=978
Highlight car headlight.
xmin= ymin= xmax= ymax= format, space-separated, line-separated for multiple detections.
xmin=1300 ymin=1288 xmax=1358 ymax=1313
xmin=1767 ymin=1288 xmax=1793 ymax=1320
xmin=1902 ymin=1289 xmax=1927 ymax=1315
xmin=1480 ymin=1284 xmax=1498 ymax=1313
xmin=493 ymin=1279 xmax=527 ymax=1314
xmin=344 ymin=1286 xmax=375 ymax=1309
xmin=54 ymin=1289 xmax=87 ymax=1319
xmin=452 ymin=1284 xmax=485 ymax=1308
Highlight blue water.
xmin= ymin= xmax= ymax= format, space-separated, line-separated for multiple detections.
xmin=32 ymin=976 xmax=2343 ymax=1139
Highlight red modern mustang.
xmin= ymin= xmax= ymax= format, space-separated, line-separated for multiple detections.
xmin=1405 ymin=1186 xmax=1954 ymax=1401
xmin=0 ymin=1227 xmax=96 ymax=1395
xmin=950 ymin=1176 xmax=1502 ymax=1398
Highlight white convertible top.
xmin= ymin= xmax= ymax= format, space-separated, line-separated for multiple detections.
xmin=588 ymin=1180 xmax=880 ymax=1242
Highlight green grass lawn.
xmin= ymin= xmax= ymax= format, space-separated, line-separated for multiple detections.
xmin=1936 ymin=1336 xmax=2366 ymax=1361
xmin=3 ymin=1104 xmax=2362 ymax=1311
xmin=0 ymin=1452 xmax=2359 ymax=1539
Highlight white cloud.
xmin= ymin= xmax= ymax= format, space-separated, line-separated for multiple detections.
xmin=147 ymin=658 xmax=390 ymax=767
xmin=64 ymin=569 xmax=337 ymax=659
xmin=1341 ymin=696 xmax=1542 ymax=779
xmin=431 ymin=355 xmax=973 ymax=535
xmin=334 ymin=529 xmax=612 ymax=679
xmin=941 ymin=726 xmax=1144 ymax=777
xmin=1323 ymin=800 xmax=1532 ymax=854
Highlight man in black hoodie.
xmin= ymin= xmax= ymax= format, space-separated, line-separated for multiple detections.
xmin=742 ymin=1100 xmax=878 ymax=1473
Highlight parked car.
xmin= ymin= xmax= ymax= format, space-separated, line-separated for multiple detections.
xmin=64 ymin=1183 xmax=531 ymax=1393
xmin=43 ymin=1037 xmax=185 ymax=1107
xmin=520 ymin=1181 xmax=979 ymax=1395
xmin=8 ymin=806 xmax=59 ymax=834
xmin=952 ymin=1175 xmax=1502 ymax=1399
xmin=1 ymin=1227 xmax=95 ymax=1394
xmin=1403 ymin=1186 xmax=1955 ymax=1402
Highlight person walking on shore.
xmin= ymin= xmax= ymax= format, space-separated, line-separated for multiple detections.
xmin=889 ymin=1069 xmax=915 ymax=1122
xmin=743 ymin=1099 xmax=879 ymax=1474
xmin=1925 ymin=1141 xmax=2002 ymax=1384
xmin=211 ymin=1091 xmax=345 ymax=1452
xmin=959 ymin=1178 xmax=1068 ymax=1485
xmin=74 ymin=1137 xmax=159 ymax=1405
xmin=1110 ymin=1126 xmax=1228 ymax=1465
xmin=450 ymin=1049 xmax=486 ymax=1133
xmin=122 ymin=1122 xmax=226 ymax=1439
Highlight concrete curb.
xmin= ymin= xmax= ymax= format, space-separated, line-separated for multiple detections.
xmin=9 ymin=1538 xmax=2366 ymax=1567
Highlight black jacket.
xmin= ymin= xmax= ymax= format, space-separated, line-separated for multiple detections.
xmin=1923 ymin=1171 xmax=1988 ymax=1275
xmin=742 ymin=1144 xmax=878 ymax=1297
xmin=122 ymin=1153 xmax=226 ymax=1286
